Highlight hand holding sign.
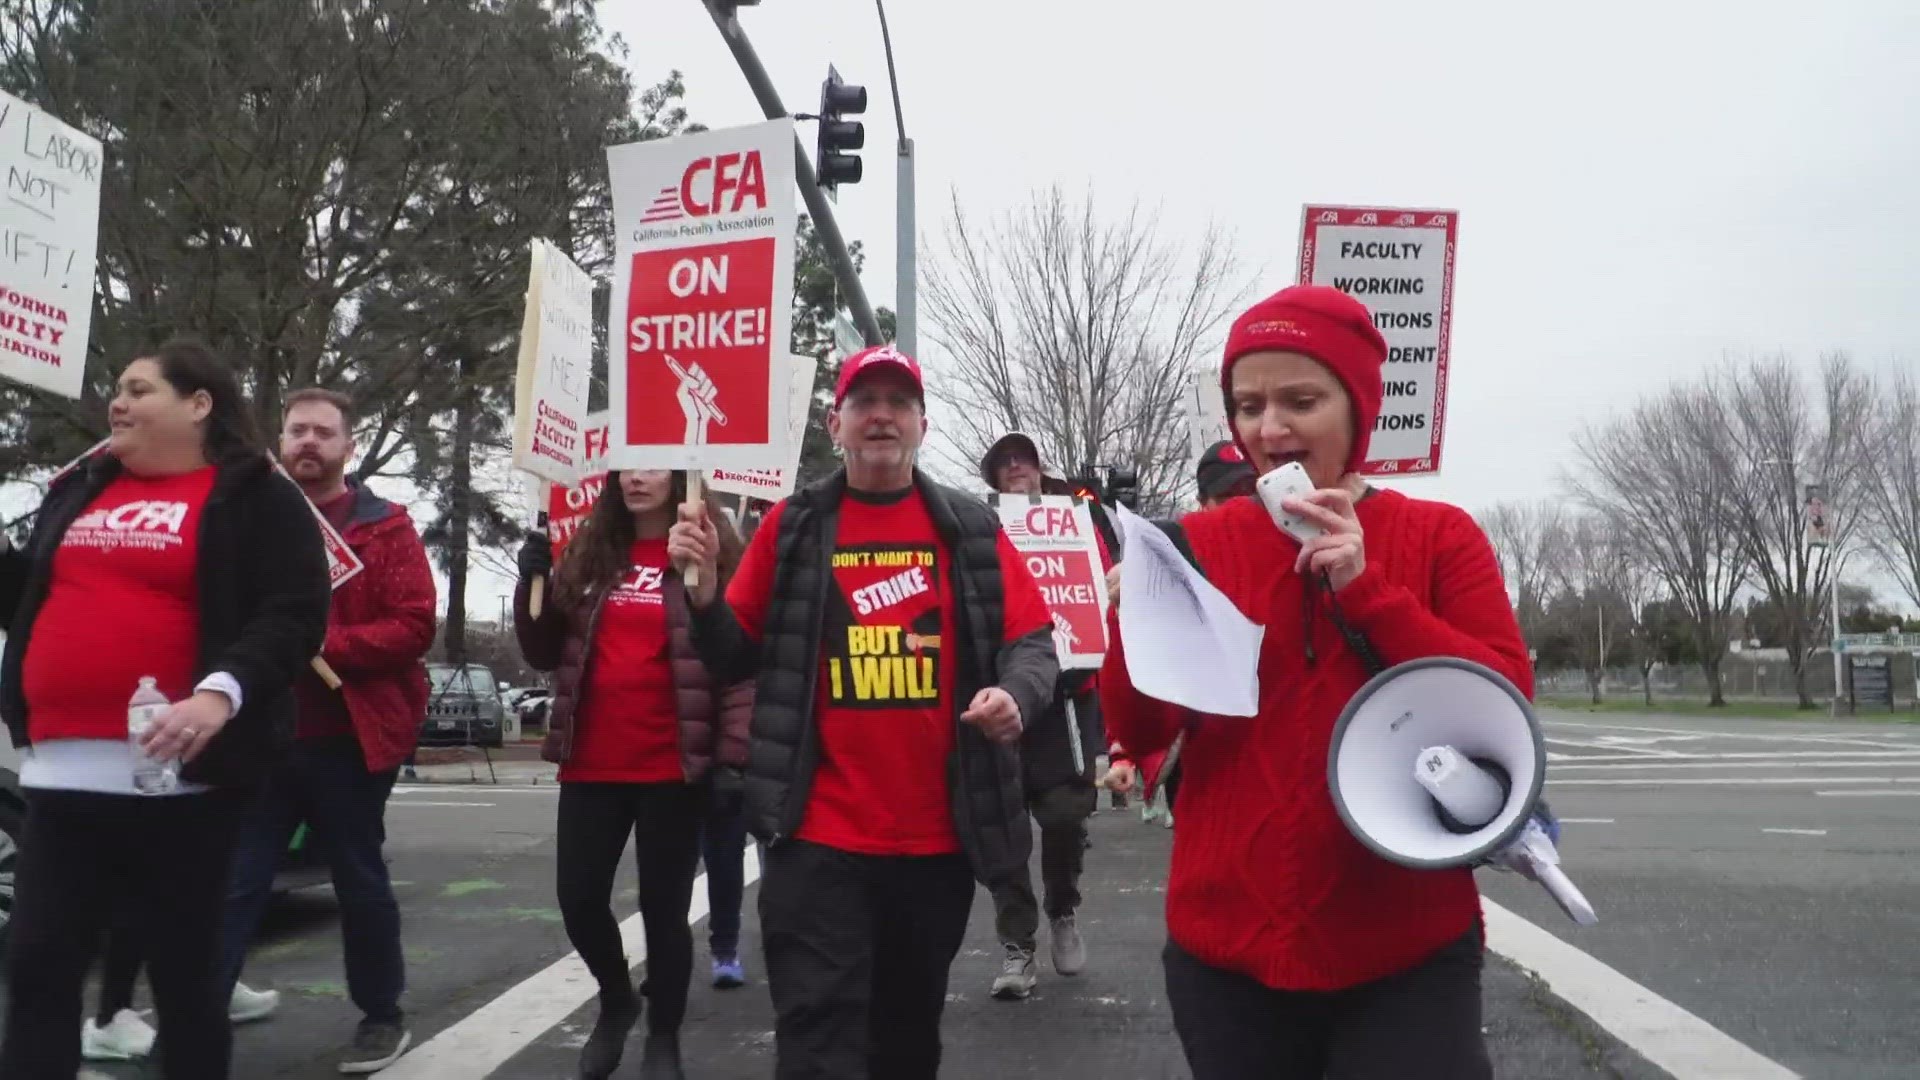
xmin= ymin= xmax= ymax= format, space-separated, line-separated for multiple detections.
xmin=667 ymin=500 xmax=720 ymax=607
xmin=963 ymin=687 xmax=1023 ymax=744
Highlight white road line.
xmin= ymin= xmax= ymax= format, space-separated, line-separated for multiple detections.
xmin=389 ymin=801 xmax=497 ymax=808
xmin=1761 ymin=828 xmax=1828 ymax=836
xmin=1544 ymin=721 xmax=1917 ymax=751
xmin=1552 ymin=760 xmax=1919 ymax=772
xmin=1559 ymin=818 xmax=1616 ymax=824
xmin=382 ymin=845 xmax=763 ymax=1078
xmin=1482 ymin=900 xmax=1800 ymax=1079
xmin=1815 ymin=790 xmax=1920 ymax=798
xmin=1550 ymin=750 xmax=1920 ymax=763
xmin=392 ymin=785 xmax=558 ymax=795
xmin=1552 ymin=776 xmax=1920 ymax=787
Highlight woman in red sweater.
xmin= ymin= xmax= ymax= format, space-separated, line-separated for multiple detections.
xmin=1100 ymin=285 xmax=1532 ymax=1080
xmin=513 ymin=469 xmax=752 ymax=1080
xmin=0 ymin=341 xmax=330 ymax=1080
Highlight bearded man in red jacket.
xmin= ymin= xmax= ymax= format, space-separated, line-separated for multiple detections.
xmin=216 ymin=388 xmax=437 ymax=1075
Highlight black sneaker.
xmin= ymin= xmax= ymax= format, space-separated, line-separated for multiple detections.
xmin=578 ymin=990 xmax=642 ymax=1080
xmin=639 ymin=1032 xmax=686 ymax=1080
xmin=337 ymin=1018 xmax=411 ymax=1074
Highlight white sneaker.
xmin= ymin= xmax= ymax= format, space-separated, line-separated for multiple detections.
xmin=231 ymin=982 xmax=282 ymax=1024
xmin=82 ymin=1009 xmax=156 ymax=1061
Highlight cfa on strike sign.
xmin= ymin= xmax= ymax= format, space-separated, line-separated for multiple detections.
xmin=1297 ymin=205 xmax=1458 ymax=476
xmin=992 ymin=494 xmax=1110 ymax=670
xmin=606 ymin=119 xmax=797 ymax=474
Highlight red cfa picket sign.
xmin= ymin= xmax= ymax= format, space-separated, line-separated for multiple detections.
xmin=605 ymin=120 xmax=797 ymax=474
xmin=546 ymin=412 xmax=611 ymax=558
xmin=1297 ymin=205 xmax=1458 ymax=476
xmin=991 ymin=494 xmax=1110 ymax=670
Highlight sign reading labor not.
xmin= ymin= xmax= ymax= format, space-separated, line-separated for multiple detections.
xmin=545 ymin=411 xmax=611 ymax=557
xmin=991 ymin=494 xmax=1110 ymax=670
xmin=707 ymin=354 xmax=818 ymax=502
xmin=1297 ymin=205 xmax=1458 ymax=476
xmin=606 ymin=120 xmax=797 ymax=473
xmin=0 ymin=90 xmax=102 ymax=399
xmin=511 ymin=239 xmax=595 ymax=487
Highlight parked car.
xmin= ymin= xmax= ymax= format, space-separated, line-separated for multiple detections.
xmin=421 ymin=663 xmax=506 ymax=748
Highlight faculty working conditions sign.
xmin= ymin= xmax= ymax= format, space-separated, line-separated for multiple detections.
xmin=605 ymin=119 xmax=797 ymax=473
xmin=1297 ymin=205 xmax=1457 ymax=476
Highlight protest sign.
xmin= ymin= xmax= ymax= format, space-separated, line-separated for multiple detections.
xmin=1186 ymin=366 xmax=1231 ymax=466
xmin=511 ymin=239 xmax=595 ymax=487
xmin=545 ymin=412 xmax=611 ymax=558
xmin=1297 ymin=205 xmax=1457 ymax=476
xmin=992 ymin=494 xmax=1111 ymax=670
xmin=0 ymin=91 xmax=101 ymax=399
xmin=706 ymin=354 xmax=817 ymax=502
xmin=606 ymin=120 xmax=797 ymax=473
xmin=271 ymin=461 xmax=364 ymax=589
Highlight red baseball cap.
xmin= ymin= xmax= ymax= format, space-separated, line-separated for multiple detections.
xmin=833 ymin=344 xmax=924 ymax=407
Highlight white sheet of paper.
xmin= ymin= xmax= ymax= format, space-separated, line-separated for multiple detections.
xmin=1111 ymin=504 xmax=1264 ymax=716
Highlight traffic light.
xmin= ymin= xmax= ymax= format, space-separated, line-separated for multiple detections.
xmin=815 ymin=65 xmax=867 ymax=194
xmin=1106 ymin=467 xmax=1140 ymax=510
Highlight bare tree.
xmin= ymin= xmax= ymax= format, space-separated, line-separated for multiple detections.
xmin=1863 ymin=365 xmax=1920 ymax=610
xmin=1569 ymin=385 xmax=1749 ymax=706
xmin=1695 ymin=354 xmax=1876 ymax=707
xmin=919 ymin=186 xmax=1253 ymax=512
xmin=1476 ymin=499 xmax=1568 ymax=645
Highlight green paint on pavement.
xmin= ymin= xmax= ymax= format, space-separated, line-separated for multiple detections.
xmin=443 ymin=878 xmax=508 ymax=898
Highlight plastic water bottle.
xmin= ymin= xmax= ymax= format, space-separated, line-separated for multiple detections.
xmin=129 ymin=676 xmax=178 ymax=795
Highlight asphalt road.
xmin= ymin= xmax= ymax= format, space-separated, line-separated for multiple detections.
xmin=27 ymin=778 xmax=1652 ymax=1079
xmin=1480 ymin=707 xmax=1920 ymax=1080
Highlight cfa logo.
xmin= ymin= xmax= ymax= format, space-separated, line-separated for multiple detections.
xmin=641 ymin=150 xmax=770 ymax=223
xmin=1024 ymin=505 xmax=1080 ymax=538
xmin=72 ymin=500 xmax=189 ymax=535
xmin=1356 ymin=212 xmax=1379 ymax=225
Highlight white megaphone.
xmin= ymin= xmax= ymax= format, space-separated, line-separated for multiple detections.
xmin=1327 ymin=656 xmax=1598 ymax=926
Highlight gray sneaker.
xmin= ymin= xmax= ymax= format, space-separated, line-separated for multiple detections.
xmin=1050 ymin=914 xmax=1087 ymax=976
xmin=337 ymin=1018 xmax=411 ymax=1074
xmin=990 ymin=943 xmax=1037 ymax=1000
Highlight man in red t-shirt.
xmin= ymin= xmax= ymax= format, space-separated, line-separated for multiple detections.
xmin=216 ymin=388 xmax=436 ymax=1075
xmin=669 ymin=345 xmax=1059 ymax=1080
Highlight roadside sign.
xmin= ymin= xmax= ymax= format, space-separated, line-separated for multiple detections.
xmin=1297 ymin=205 xmax=1458 ymax=476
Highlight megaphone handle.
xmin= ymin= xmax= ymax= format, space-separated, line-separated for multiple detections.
xmin=1536 ymin=862 xmax=1599 ymax=926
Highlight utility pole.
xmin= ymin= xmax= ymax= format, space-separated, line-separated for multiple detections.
xmin=876 ymin=0 xmax=914 ymax=356
xmin=700 ymin=0 xmax=885 ymax=347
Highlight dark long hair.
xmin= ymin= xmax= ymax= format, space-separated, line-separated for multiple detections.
xmin=146 ymin=339 xmax=263 ymax=465
xmin=552 ymin=471 xmax=744 ymax=612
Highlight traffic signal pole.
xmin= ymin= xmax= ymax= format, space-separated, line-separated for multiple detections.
xmin=700 ymin=1 xmax=886 ymax=348
xmin=876 ymin=0 xmax=915 ymax=356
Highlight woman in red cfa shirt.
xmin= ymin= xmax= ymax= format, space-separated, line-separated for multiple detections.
xmin=1100 ymin=285 xmax=1532 ymax=1080
xmin=0 ymin=341 xmax=330 ymax=1080
xmin=513 ymin=469 xmax=751 ymax=1080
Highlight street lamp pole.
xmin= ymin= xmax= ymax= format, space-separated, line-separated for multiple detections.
xmin=1831 ymin=546 xmax=1853 ymax=718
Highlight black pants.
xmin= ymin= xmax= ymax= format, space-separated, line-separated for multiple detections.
xmin=701 ymin=797 xmax=751 ymax=958
xmin=759 ymin=838 xmax=974 ymax=1079
xmin=555 ymin=781 xmax=703 ymax=1033
xmin=1164 ymin=931 xmax=1492 ymax=1080
xmin=992 ymin=778 xmax=1096 ymax=950
xmin=1 ymin=789 xmax=241 ymax=1080
xmin=97 ymin=921 xmax=144 ymax=1021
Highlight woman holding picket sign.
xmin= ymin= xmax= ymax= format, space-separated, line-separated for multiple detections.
xmin=1099 ymin=285 xmax=1532 ymax=1080
xmin=0 ymin=340 xmax=330 ymax=1080
xmin=514 ymin=468 xmax=752 ymax=1080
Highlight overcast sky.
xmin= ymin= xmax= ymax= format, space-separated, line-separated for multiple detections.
xmin=608 ymin=0 xmax=1918 ymax=514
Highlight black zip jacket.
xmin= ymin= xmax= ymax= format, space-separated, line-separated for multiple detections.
xmin=0 ymin=452 xmax=331 ymax=791
xmin=688 ymin=468 xmax=1058 ymax=888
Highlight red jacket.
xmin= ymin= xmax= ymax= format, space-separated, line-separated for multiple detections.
xmin=317 ymin=484 xmax=436 ymax=773
xmin=1100 ymin=489 xmax=1531 ymax=992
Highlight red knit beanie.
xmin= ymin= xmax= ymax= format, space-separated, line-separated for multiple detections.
xmin=1219 ymin=284 xmax=1388 ymax=475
